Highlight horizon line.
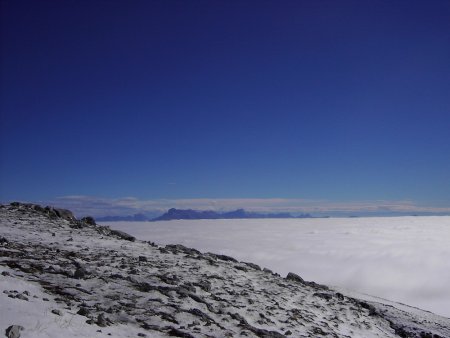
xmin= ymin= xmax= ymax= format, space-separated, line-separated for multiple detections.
xmin=2 ymin=195 xmax=449 ymax=218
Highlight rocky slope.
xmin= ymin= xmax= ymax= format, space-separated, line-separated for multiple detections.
xmin=0 ymin=203 xmax=449 ymax=338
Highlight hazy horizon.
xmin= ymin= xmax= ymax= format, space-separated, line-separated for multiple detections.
xmin=2 ymin=196 xmax=450 ymax=219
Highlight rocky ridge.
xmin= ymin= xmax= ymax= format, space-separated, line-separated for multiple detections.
xmin=1 ymin=203 xmax=449 ymax=337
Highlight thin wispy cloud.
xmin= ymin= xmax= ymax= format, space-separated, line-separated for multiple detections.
xmin=40 ymin=196 xmax=450 ymax=217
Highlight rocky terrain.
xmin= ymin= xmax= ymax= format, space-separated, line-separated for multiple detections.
xmin=1 ymin=203 xmax=449 ymax=338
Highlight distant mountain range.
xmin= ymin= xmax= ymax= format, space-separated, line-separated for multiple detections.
xmin=96 ymin=213 xmax=149 ymax=222
xmin=97 ymin=208 xmax=313 ymax=222
xmin=153 ymin=208 xmax=304 ymax=221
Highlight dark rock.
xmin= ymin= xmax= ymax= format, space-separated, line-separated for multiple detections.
xmin=53 ymin=208 xmax=76 ymax=221
xmin=216 ymin=254 xmax=238 ymax=262
xmin=165 ymin=244 xmax=201 ymax=255
xmin=44 ymin=206 xmax=58 ymax=218
xmin=312 ymin=327 xmax=327 ymax=335
xmin=335 ymin=292 xmax=344 ymax=300
xmin=188 ymin=308 xmax=213 ymax=322
xmin=51 ymin=309 xmax=62 ymax=316
xmin=229 ymin=312 xmax=248 ymax=325
xmin=138 ymin=256 xmax=147 ymax=262
xmin=134 ymin=282 xmax=157 ymax=293
xmin=358 ymin=301 xmax=378 ymax=316
xmin=229 ymin=313 xmax=285 ymax=338
xmin=159 ymin=274 xmax=180 ymax=285
xmin=303 ymin=281 xmax=329 ymax=290
xmin=285 ymin=272 xmax=304 ymax=283
xmin=207 ymin=253 xmax=238 ymax=263
xmin=32 ymin=204 xmax=45 ymax=213
xmin=70 ymin=221 xmax=87 ymax=229
xmin=15 ymin=294 xmax=28 ymax=301
xmin=194 ymin=280 xmax=211 ymax=292
xmin=140 ymin=323 xmax=162 ymax=331
xmin=77 ymin=307 xmax=90 ymax=317
xmin=110 ymin=229 xmax=135 ymax=242
xmin=96 ymin=313 xmax=109 ymax=327
xmin=159 ymin=312 xmax=179 ymax=324
xmin=235 ymin=265 xmax=248 ymax=272
xmin=243 ymin=262 xmax=261 ymax=270
xmin=5 ymin=325 xmax=24 ymax=338
xmin=313 ymin=292 xmax=333 ymax=301
xmin=179 ymin=282 xmax=196 ymax=294
xmin=81 ymin=216 xmax=96 ymax=225
xmin=166 ymin=327 xmax=195 ymax=338
xmin=74 ymin=267 xmax=88 ymax=279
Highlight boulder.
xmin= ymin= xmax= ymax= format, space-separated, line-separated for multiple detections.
xmin=110 ymin=229 xmax=135 ymax=242
xmin=243 ymin=262 xmax=261 ymax=270
xmin=5 ymin=325 xmax=24 ymax=338
xmin=96 ymin=313 xmax=109 ymax=327
xmin=286 ymin=272 xmax=304 ymax=283
xmin=53 ymin=208 xmax=76 ymax=221
xmin=77 ymin=307 xmax=91 ymax=317
xmin=81 ymin=216 xmax=96 ymax=226
xmin=74 ymin=266 xmax=88 ymax=279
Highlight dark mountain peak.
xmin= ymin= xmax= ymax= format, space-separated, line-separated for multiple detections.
xmin=96 ymin=213 xmax=150 ymax=222
xmin=151 ymin=208 xmax=309 ymax=221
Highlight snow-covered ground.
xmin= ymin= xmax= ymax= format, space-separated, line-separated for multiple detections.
xmin=2 ymin=204 xmax=450 ymax=337
xmin=105 ymin=216 xmax=450 ymax=318
xmin=0 ymin=266 xmax=150 ymax=338
xmin=9 ymin=203 xmax=439 ymax=338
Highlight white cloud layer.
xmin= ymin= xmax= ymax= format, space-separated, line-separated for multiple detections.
xmin=106 ymin=216 xmax=450 ymax=318
xmin=38 ymin=195 xmax=450 ymax=217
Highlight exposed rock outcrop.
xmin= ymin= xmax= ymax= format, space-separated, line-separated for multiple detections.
xmin=5 ymin=325 xmax=24 ymax=338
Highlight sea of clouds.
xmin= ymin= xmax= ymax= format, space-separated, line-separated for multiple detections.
xmin=105 ymin=216 xmax=450 ymax=318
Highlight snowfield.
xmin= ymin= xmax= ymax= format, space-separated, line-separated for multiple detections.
xmin=1 ymin=203 xmax=449 ymax=338
xmin=106 ymin=216 xmax=450 ymax=318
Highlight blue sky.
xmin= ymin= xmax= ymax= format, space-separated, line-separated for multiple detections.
xmin=1 ymin=0 xmax=449 ymax=215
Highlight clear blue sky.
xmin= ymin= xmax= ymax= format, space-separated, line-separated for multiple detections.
xmin=1 ymin=0 xmax=449 ymax=212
